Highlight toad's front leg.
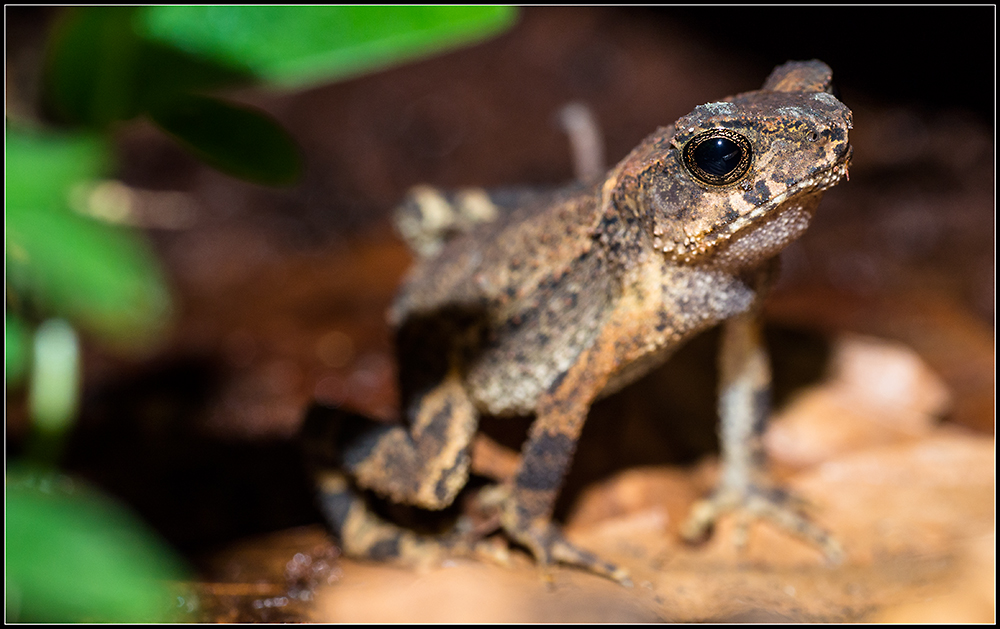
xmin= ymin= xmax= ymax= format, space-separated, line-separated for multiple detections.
xmin=680 ymin=311 xmax=842 ymax=561
xmin=491 ymin=342 xmax=633 ymax=585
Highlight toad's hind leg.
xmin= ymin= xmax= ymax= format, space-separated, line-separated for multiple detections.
xmin=313 ymin=470 xmax=511 ymax=569
xmin=313 ymin=470 xmax=454 ymax=566
xmin=303 ymin=376 xmax=479 ymax=564
xmin=308 ymin=374 xmax=478 ymax=511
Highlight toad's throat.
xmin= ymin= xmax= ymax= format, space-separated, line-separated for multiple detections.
xmin=667 ymin=157 xmax=850 ymax=264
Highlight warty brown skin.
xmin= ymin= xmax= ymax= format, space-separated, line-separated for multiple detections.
xmin=306 ymin=60 xmax=853 ymax=583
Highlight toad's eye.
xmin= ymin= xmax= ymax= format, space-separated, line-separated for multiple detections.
xmin=682 ymin=129 xmax=752 ymax=186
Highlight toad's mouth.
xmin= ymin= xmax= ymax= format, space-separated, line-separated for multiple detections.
xmin=673 ymin=149 xmax=851 ymax=264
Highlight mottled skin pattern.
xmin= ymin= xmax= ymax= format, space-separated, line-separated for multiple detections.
xmin=305 ymin=61 xmax=853 ymax=584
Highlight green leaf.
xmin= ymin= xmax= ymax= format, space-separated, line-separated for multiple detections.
xmin=5 ymin=314 xmax=30 ymax=388
xmin=6 ymin=130 xmax=172 ymax=347
xmin=149 ymin=94 xmax=302 ymax=186
xmin=43 ymin=7 xmax=145 ymax=126
xmin=7 ymin=205 xmax=172 ymax=347
xmin=43 ymin=7 xmax=251 ymax=128
xmin=4 ymin=131 xmax=111 ymax=211
xmin=138 ymin=6 xmax=518 ymax=88
xmin=6 ymin=468 xmax=188 ymax=622
xmin=28 ymin=319 xmax=80 ymax=435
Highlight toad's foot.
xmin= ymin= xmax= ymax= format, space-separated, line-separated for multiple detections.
xmin=477 ymin=484 xmax=632 ymax=586
xmin=316 ymin=471 xmax=511 ymax=569
xmin=680 ymin=483 xmax=843 ymax=563
xmin=532 ymin=523 xmax=633 ymax=587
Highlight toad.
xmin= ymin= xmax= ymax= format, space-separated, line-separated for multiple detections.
xmin=305 ymin=60 xmax=853 ymax=584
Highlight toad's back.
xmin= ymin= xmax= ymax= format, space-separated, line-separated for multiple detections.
xmin=390 ymin=182 xmax=625 ymax=416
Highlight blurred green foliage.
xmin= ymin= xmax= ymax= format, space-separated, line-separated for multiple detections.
xmin=148 ymin=94 xmax=302 ymax=185
xmin=139 ymin=6 xmax=517 ymax=88
xmin=6 ymin=131 xmax=171 ymax=348
xmin=42 ymin=6 xmax=515 ymax=184
xmin=43 ymin=6 xmax=299 ymax=185
xmin=5 ymin=313 xmax=29 ymax=387
xmin=27 ymin=319 xmax=80 ymax=445
xmin=7 ymin=467 xmax=189 ymax=622
xmin=7 ymin=6 xmax=516 ymax=623
xmin=4 ymin=129 xmax=179 ymax=623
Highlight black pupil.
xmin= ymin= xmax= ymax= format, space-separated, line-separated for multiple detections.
xmin=693 ymin=137 xmax=743 ymax=176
